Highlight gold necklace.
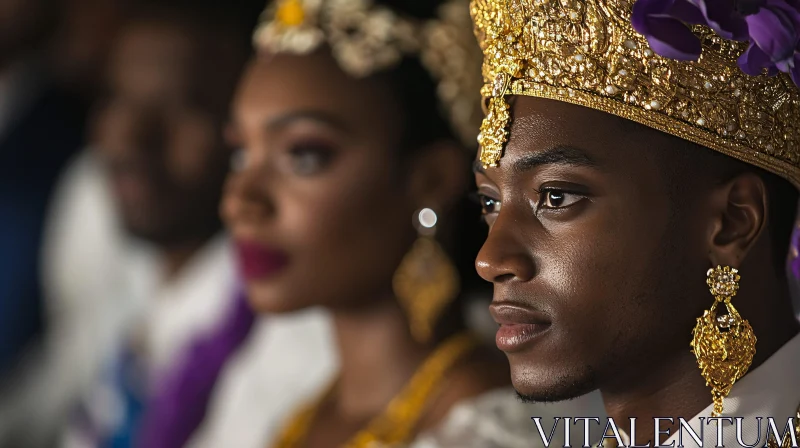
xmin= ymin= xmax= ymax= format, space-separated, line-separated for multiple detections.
xmin=270 ymin=332 xmax=478 ymax=448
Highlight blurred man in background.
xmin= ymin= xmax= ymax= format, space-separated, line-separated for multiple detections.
xmin=1 ymin=1 xmax=265 ymax=446
xmin=41 ymin=2 xmax=336 ymax=447
xmin=51 ymin=2 xmax=258 ymax=446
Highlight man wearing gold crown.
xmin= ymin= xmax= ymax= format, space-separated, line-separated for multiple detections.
xmin=471 ymin=0 xmax=800 ymax=446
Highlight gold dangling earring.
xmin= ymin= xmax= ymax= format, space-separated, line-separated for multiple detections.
xmin=691 ymin=266 xmax=757 ymax=417
xmin=392 ymin=208 xmax=460 ymax=344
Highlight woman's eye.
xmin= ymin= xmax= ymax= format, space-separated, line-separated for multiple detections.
xmin=539 ymin=189 xmax=584 ymax=209
xmin=288 ymin=143 xmax=334 ymax=175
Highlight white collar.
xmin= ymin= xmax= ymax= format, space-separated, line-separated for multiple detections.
xmin=140 ymin=234 xmax=237 ymax=372
xmin=663 ymin=332 xmax=800 ymax=448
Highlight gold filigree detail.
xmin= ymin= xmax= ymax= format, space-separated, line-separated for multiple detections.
xmin=470 ymin=0 xmax=800 ymax=187
xmin=478 ymin=73 xmax=512 ymax=167
xmin=691 ymin=266 xmax=756 ymax=417
xmin=393 ymin=235 xmax=460 ymax=344
xmin=254 ymin=0 xmax=484 ymax=148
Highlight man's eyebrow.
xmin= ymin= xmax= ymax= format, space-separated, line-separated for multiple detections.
xmin=512 ymin=145 xmax=599 ymax=174
xmin=472 ymin=145 xmax=599 ymax=175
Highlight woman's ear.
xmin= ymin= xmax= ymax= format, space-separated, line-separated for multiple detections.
xmin=706 ymin=172 xmax=768 ymax=268
xmin=404 ymin=141 xmax=470 ymax=213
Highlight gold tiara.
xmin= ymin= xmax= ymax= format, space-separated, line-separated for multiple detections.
xmin=471 ymin=0 xmax=800 ymax=188
xmin=253 ymin=0 xmax=484 ymax=148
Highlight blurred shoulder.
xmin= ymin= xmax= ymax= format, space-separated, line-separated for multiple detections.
xmin=416 ymin=343 xmax=509 ymax=432
xmin=414 ymin=387 xmax=607 ymax=448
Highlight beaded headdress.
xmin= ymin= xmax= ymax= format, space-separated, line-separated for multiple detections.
xmin=254 ymin=0 xmax=484 ymax=147
xmin=471 ymin=0 xmax=800 ymax=188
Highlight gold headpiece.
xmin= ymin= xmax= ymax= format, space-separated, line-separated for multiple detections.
xmin=254 ymin=0 xmax=484 ymax=147
xmin=471 ymin=0 xmax=800 ymax=188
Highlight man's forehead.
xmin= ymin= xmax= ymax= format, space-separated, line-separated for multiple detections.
xmin=474 ymin=96 xmax=667 ymax=178
xmin=504 ymin=98 xmax=616 ymax=163
xmin=507 ymin=96 xmax=629 ymax=144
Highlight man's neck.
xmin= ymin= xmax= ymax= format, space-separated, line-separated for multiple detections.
xmin=600 ymin=350 xmax=712 ymax=446
xmin=600 ymin=292 xmax=800 ymax=446
xmin=159 ymin=237 xmax=215 ymax=282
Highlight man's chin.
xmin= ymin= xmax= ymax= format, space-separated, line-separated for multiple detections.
xmin=122 ymin=215 xmax=168 ymax=242
xmin=510 ymin=364 xmax=598 ymax=403
xmin=123 ymin=216 xmax=190 ymax=249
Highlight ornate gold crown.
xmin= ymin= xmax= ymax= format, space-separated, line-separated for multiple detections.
xmin=254 ymin=0 xmax=484 ymax=147
xmin=471 ymin=0 xmax=800 ymax=188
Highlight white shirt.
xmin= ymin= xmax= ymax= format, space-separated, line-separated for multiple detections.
xmin=60 ymin=216 xmax=239 ymax=448
xmin=414 ymin=388 xmax=607 ymax=448
xmin=662 ymin=332 xmax=800 ymax=448
xmin=189 ymin=308 xmax=338 ymax=448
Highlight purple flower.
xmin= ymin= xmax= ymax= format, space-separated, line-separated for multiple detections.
xmin=632 ymin=0 xmax=704 ymax=60
xmin=632 ymin=0 xmax=748 ymax=60
xmin=737 ymin=0 xmax=800 ymax=83
xmin=738 ymin=40 xmax=781 ymax=75
xmin=688 ymin=0 xmax=750 ymax=39
xmin=631 ymin=0 xmax=800 ymax=87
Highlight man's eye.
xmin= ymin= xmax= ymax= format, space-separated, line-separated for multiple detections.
xmin=539 ymin=189 xmax=584 ymax=209
xmin=475 ymin=194 xmax=502 ymax=215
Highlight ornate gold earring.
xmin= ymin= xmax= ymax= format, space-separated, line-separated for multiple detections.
xmin=392 ymin=208 xmax=460 ymax=344
xmin=691 ymin=266 xmax=757 ymax=416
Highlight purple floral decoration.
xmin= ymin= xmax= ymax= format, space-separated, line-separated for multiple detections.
xmin=631 ymin=0 xmax=800 ymax=86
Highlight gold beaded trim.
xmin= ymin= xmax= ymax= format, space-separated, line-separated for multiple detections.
xmin=470 ymin=0 xmax=800 ymax=188
xmin=486 ymin=78 xmax=800 ymax=187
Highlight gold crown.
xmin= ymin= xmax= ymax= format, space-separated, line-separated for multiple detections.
xmin=471 ymin=0 xmax=800 ymax=188
xmin=254 ymin=0 xmax=484 ymax=147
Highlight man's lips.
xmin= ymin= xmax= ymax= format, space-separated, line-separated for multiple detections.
xmin=489 ymin=302 xmax=552 ymax=352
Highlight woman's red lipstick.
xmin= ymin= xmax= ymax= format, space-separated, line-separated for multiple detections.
xmin=235 ymin=241 xmax=289 ymax=281
xmin=489 ymin=303 xmax=551 ymax=352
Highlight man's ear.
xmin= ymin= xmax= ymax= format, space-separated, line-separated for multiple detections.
xmin=706 ymin=172 xmax=768 ymax=268
xmin=404 ymin=141 xmax=469 ymax=213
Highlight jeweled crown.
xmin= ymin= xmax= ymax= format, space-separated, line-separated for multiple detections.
xmin=471 ymin=0 xmax=800 ymax=188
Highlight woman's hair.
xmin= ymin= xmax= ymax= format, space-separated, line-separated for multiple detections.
xmin=368 ymin=0 xmax=490 ymax=338
xmin=372 ymin=0 xmax=466 ymax=153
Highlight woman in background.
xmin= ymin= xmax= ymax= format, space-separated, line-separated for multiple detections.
xmin=37 ymin=2 xmax=336 ymax=448
xmin=223 ymin=0 xmax=604 ymax=446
